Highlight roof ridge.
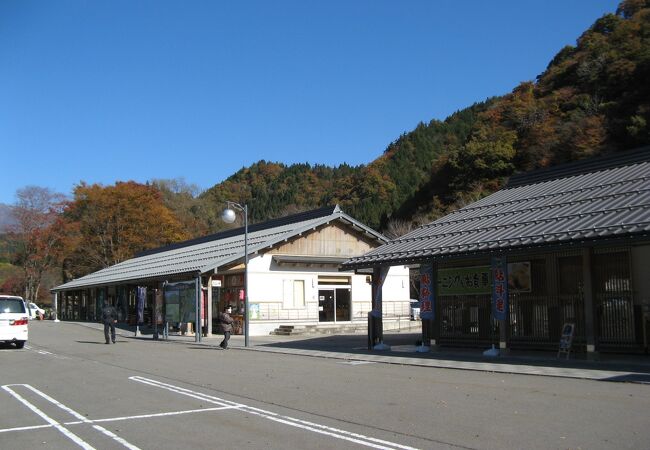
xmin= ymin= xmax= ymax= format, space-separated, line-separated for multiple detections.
xmin=390 ymin=202 xmax=650 ymax=248
xmin=506 ymin=146 xmax=650 ymax=188
xmin=135 ymin=205 xmax=339 ymax=258
xmin=373 ymin=220 xmax=650 ymax=259
xmin=424 ymin=169 xmax=649 ymax=226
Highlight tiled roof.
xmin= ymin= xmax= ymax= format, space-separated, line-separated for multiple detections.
xmin=53 ymin=205 xmax=385 ymax=291
xmin=342 ymin=148 xmax=650 ymax=270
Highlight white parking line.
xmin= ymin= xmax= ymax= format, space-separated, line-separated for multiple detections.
xmin=65 ymin=405 xmax=239 ymax=425
xmin=24 ymin=345 xmax=68 ymax=359
xmin=2 ymin=384 xmax=141 ymax=450
xmin=2 ymin=385 xmax=96 ymax=450
xmin=3 ymin=378 xmax=421 ymax=450
xmin=0 ymin=423 xmax=53 ymax=433
xmin=129 ymin=376 xmax=420 ymax=450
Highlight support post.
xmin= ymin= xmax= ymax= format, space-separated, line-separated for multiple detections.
xmin=582 ymin=248 xmax=598 ymax=359
xmin=418 ymin=262 xmax=435 ymax=353
xmin=195 ymin=272 xmax=201 ymax=343
xmin=370 ymin=266 xmax=389 ymax=350
xmin=244 ymin=204 xmax=249 ymax=347
xmin=52 ymin=291 xmax=60 ymax=322
xmin=207 ymin=275 xmax=213 ymax=336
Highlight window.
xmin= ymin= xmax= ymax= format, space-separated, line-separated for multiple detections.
xmin=0 ymin=298 xmax=25 ymax=314
xmin=283 ymin=280 xmax=305 ymax=309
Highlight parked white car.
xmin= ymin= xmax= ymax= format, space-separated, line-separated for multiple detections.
xmin=27 ymin=302 xmax=45 ymax=320
xmin=0 ymin=295 xmax=29 ymax=349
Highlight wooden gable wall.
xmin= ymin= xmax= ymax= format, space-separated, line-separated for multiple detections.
xmin=266 ymin=221 xmax=376 ymax=257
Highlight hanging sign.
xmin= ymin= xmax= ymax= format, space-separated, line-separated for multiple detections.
xmin=491 ymin=257 xmax=508 ymax=321
xmin=419 ymin=264 xmax=434 ymax=320
xmin=136 ymin=286 xmax=146 ymax=324
xmin=437 ymin=266 xmax=491 ymax=295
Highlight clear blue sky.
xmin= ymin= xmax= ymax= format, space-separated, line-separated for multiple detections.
xmin=0 ymin=0 xmax=620 ymax=204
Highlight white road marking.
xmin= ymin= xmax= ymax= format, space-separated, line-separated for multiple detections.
xmin=24 ymin=345 xmax=68 ymax=359
xmin=0 ymin=406 xmax=237 ymax=433
xmin=2 ymin=384 xmax=141 ymax=450
xmin=65 ymin=405 xmax=239 ymax=425
xmin=2 ymin=385 xmax=96 ymax=450
xmin=3 ymin=378 xmax=421 ymax=450
xmin=129 ymin=376 xmax=420 ymax=450
xmin=0 ymin=424 xmax=52 ymax=433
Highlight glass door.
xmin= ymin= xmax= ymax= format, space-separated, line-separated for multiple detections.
xmin=335 ymin=288 xmax=351 ymax=321
xmin=319 ymin=288 xmax=351 ymax=322
xmin=319 ymin=290 xmax=335 ymax=322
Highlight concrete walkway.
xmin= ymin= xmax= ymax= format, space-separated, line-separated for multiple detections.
xmin=71 ymin=321 xmax=650 ymax=383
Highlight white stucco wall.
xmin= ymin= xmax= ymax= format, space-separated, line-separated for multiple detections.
xmin=243 ymin=254 xmax=410 ymax=335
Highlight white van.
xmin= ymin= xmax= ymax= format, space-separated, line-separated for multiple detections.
xmin=0 ymin=295 xmax=29 ymax=349
xmin=27 ymin=302 xmax=45 ymax=320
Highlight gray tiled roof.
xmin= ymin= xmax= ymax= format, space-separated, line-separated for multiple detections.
xmin=53 ymin=205 xmax=385 ymax=291
xmin=342 ymin=150 xmax=650 ymax=270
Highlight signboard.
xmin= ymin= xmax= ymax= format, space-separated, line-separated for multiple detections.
xmin=211 ymin=280 xmax=222 ymax=287
xmin=557 ymin=323 xmax=575 ymax=359
xmin=491 ymin=257 xmax=508 ymax=321
xmin=164 ymin=281 xmax=196 ymax=323
xmin=249 ymin=303 xmax=260 ymax=320
xmin=438 ymin=266 xmax=491 ymax=295
xmin=419 ymin=264 xmax=434 ymax=320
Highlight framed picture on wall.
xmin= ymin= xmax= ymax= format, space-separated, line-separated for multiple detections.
xmin=508 ymin=261 xmax=532 ymax=292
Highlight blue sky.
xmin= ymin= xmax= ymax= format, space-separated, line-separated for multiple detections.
xmin=0 ymin=0 xmax=620 ymax=204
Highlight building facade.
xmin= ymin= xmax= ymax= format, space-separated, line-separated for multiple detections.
xmin=53 ymin=206 xmax=410 ymax=336
xmin=344 ymin=148 xmax=650 ymax=354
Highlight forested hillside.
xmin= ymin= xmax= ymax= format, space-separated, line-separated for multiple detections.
xmin=201 ymin=0 xmax=650 ymax=230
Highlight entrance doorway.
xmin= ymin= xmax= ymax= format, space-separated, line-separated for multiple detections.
xmin=318 ymin=288 xmax=351 ymax=322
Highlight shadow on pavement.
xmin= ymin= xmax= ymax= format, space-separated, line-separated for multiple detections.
xmin=258 ymin=332 xmax=650 ymax=374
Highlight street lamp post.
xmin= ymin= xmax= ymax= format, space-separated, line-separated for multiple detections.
xmin=221 ymin=201 xmax=249 ymax=347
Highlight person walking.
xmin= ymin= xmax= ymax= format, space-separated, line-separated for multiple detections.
xmin=218 ymin=305 xmax=234 ymax=349
xmin=102 ymin=302 xmax=118 ymax=344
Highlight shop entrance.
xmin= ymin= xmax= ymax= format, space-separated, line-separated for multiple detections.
xmin=318 ymin=288 xmax=351 ymax=322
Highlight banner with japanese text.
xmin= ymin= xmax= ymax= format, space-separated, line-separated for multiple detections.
xmin=491 ymin=257 xmax=508 ymax=321
xmin=419 ymin=264 xmax=434 ymax=320
xmin=437 ymin=266 xmax=491 ymax=295
xmin=136 ymin=286 xmax=146 ymax=324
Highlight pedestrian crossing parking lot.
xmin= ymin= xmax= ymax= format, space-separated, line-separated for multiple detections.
xmin=1 ymin=376 xmax=422 ymax=450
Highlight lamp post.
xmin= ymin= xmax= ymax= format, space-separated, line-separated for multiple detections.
xmin=221 ymin=201 xmax=249 ymax=347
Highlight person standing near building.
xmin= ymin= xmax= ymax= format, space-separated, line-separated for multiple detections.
xmin=218 ymin=305 xmax=234 ymax=349
xmin=102 ymin=302 xmax=118 ymax=344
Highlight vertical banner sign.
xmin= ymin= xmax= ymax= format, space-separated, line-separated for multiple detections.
xmin=137 ymin=286 xmax=146 ymax=324
xmin=491 ymin=257 xmax=508 ymax=321
xmin=155 ymin=289 xmax=163 ymax=324
xmin=419 ymin=264 xmax=434 ymax=320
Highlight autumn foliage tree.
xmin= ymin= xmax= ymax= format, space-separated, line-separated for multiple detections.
xmin=62 ymin=182 xmax=187 ymax=280
xmin=9 ymin=186 xmax=67 ymax=301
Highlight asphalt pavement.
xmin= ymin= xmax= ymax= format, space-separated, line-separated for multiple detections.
xmin=67 ymin=320 xmax=650 ymax=383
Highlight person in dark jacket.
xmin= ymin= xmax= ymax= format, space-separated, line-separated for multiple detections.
xmin=218 ymin=305 xmax=234 ymax=349
xmin=102 ymin=303 xmax=118 ymax=344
